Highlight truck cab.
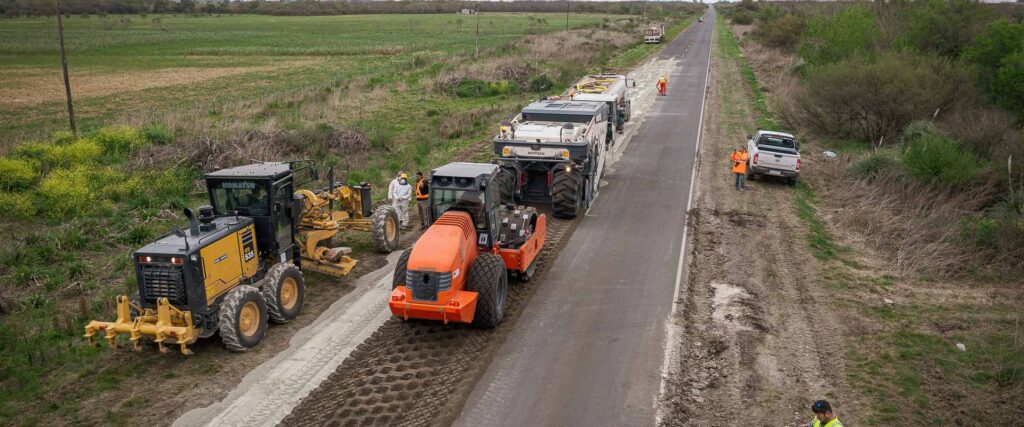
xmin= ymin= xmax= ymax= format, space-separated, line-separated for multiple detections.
xmin=746 ymin=130 xmax=801 ymax=185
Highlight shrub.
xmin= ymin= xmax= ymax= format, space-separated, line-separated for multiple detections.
xmin=528 ymin=74 xmax=554 ymax=93
xmin=752 ymin=13 xmax=805 ymax=51
xmin=850 ymin=151 xmax=901 ymax=180
xmin=12 ymin=138 xmax=103 ymax=169
xmin=91 ymin=126 xmax=146 ymax=158
xmin=902 ymin=133 xmax=980 ymax=187
xmin=896 ymin=0 xmax=988 ymax=58
xmin=795 ymin=52 xmax=972 ymax=145
xmin=799 ymin=5 xmax=881 ymax=66
xmin=453 ymin=79 xmax=517 ymax=98
xmin=51 ymin=130 xmax=76 ymax=145
xmin=732 ymin=9 xmax=754 ymax=25
xmin=0 ymin=192 xmax=36 ymax=220
xmin=0 ymin=158 xmax=37 ymax=191
xmin=38 ymin=167 xmax=99 ymax=217
xmin=140 ymin=123 xmax=173 ymax=145
xmin=901 ymin=120 xmax=942 ymax=143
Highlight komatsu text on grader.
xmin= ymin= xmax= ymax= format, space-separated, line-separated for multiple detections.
xmin=388 ymin=162 xmax=547 ymax=328
xmin=85 ymin=161 xmax=400 ymax=354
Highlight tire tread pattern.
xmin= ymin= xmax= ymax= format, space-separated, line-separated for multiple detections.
xmin=219 ymin=285 xmax=268 ymax=352
xmin=371 ymin=205 xmax=400 ymax=253
xmin=551 ymin=169 xmax=582 ymax=219
xmin=262 ymin=263 xmax=304 ymax=324
xmin=465 ymin=253 xmax=507 ymax=329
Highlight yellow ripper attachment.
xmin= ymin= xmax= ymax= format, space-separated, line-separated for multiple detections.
xmin=84 ymin=296 xmax=199 ymax=355
xmin=295 ymin=188 xmax=368 ymax=277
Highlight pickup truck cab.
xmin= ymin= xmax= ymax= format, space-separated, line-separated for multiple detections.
xmin=746 ymin=130 xmax=801 ymax=185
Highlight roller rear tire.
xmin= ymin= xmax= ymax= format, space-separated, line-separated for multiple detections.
xmin=392 ymin=248 xmax=412 ymax=290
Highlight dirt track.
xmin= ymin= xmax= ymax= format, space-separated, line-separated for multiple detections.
xmin=659 ymin=19 xmax=850 ymax=425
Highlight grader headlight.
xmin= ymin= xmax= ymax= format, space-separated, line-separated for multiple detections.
xmin=561 ymin=149 xmax=570 ymax=159
xmin=502 ymin=146 xmax=511 ymax=157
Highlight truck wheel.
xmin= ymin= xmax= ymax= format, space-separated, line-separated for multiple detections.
xmin=787 ymin=177 xmax=798 ymax=186
xmin=552 ymin=169 xmax=582 ymax=219
xmin=392 ymin=248 xmax=412 ymax=290
xmin=746 ymin=163 xmax=755 ymax=181
xmin=495 ymin=167 xmax=516 ymax=205
xmin=219 ymin=285 xmax=268 ymax=352
xmin=371 ymin=205 xmax=400 ymax=253
xmin=262 ymin=263 xmax=304 ymax=324
xmin=465 ymin=253 xmax=508 ymax=329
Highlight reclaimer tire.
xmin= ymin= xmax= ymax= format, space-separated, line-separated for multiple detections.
xmin=465 ymin=253 xmax=508 ymax=329
xmin=371 ymin=205 xmax=401 ymax=253
xmin=262 ymin=263 xmax=304 ymax=324
xmin=392 ymin=248 xmax=412 ymax=290
xmin=218 ymin=285 xmax=268 ymax=352
xmin=551 ymin=168 xmax=582 ymax=219
xmin=495 ymin=166 xmax=516 ymax=205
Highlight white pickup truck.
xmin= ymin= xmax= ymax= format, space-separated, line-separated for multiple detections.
xmin=746 ymin=130 xmax=801 ymax=185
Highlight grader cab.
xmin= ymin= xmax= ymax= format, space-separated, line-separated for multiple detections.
xmin=85 ymin=161 xmax=400 ymax=354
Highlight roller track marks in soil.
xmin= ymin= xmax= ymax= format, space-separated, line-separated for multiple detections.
xmin=282 ymin=214 xmax=578 ymax=427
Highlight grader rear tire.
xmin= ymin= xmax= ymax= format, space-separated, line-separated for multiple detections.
xmin=262 ymin=263 xmax=304 ymax=324
xmin=371 ymin=205 xmax=401 ymax=253
xmin=552 ymin=169 xmax=583 ymax=219
xmin=465 ymin=253 xmax=508 ymax=329
xmin=219 ymin=285 xmax=268 ymax=352
xmin=392 ymin=248 xmax=412 ymax=290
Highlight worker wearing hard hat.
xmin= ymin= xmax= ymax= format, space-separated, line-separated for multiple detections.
xmin=808 ymin=400 xmax=844 ymax=427
xmin=392 ymin=173 xmax=413 ymax=228
xmin=730 ymin=145 xmax=749 ymax=191
xmin=415 ymin=171 xmax=431 ymax=230
xmin=657 ymin=75 xmax=668 ymax=96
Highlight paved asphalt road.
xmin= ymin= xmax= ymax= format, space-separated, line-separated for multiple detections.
xmin=454 ymin=8 xmax=715 ymax=427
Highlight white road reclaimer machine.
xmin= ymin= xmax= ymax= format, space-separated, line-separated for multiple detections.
xmin=564 ymin=74 xmax=633 ymax=145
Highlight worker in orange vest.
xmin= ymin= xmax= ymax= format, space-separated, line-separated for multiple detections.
xmin=657 ymin=75 xmax=668 ymax=96
xmin=415 ymin=171 xmax=431 ymax=230
xmin=730 ymin=145 xmax=749 ymax=191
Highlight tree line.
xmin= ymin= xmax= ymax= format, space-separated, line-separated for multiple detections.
xmin=1 ymin=0 xmax=699 ymax=18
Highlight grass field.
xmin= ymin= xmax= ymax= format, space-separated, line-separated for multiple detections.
xmin=0 ymin=9 xmax=702 ymax=425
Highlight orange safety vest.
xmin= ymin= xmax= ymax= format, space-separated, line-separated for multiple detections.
xmin=730 ymin=150 xmax=749 ymax=174
xmin=415 ymin=178 xmax=429 ymax=200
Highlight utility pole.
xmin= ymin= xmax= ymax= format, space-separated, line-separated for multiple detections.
xmin=565 ymin=1 xmax=570 ymax=32
xmin=475 ymin=2 xmax=480 ymax=57
xmin=56 ymin=1 xmax=76 ymax=136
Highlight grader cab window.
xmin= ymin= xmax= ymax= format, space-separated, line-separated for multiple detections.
xmin=209 ymin=180 xmax=270 ymax=216
xmin=432 ymin=188 xmax=487 ymax=230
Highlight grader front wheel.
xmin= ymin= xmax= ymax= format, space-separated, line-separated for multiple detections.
xmin=219 ymin=285 xmax=268 ymax=352
xmin=371 ymin=205 xmax=401 ymax=253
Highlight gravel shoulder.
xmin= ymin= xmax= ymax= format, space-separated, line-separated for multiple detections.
xmin=659 ymin=18 xmax=850 ymax=425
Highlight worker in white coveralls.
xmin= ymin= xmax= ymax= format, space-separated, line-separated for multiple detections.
xmin=388 ymin=170 xmax=405 ymax=201
xmin=391 ymin=173 xmax=413 ymax=228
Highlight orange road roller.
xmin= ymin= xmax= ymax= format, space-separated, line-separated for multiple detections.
xmin=388 ymin=162 xmax=546 ymax=328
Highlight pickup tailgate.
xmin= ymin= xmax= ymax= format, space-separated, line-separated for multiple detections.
xmin=755 ymin=146 xmax=798 ymax=171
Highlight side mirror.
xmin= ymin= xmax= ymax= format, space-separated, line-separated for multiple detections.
xmin=171 ymin=226 xmax=187 ymax=238
xmin=310 ymin=166 xmax=320 ymax=181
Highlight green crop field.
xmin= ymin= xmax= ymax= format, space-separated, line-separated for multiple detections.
xmin=0 ymin=8 xmax=703 ymax=424
xmin=0 ymin=13 xmax=619 ymax=143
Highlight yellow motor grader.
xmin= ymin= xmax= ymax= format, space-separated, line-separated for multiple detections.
xmin=84 ymin=161 xmax=400 ymax=354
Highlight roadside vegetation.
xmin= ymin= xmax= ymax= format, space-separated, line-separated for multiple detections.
xmin=0 ymin=6 xmax=703 ymax=425
xmin=720 ymin=1 xmax=1023 ymax=424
